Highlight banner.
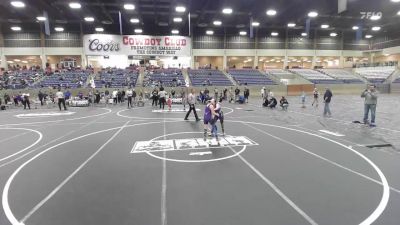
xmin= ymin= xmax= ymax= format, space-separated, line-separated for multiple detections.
xmin=83 ymin=34 xmax=191 ymax=56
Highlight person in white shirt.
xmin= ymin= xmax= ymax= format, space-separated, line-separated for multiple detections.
xmin=112 ymin=89 xmax=118 ymax=105
xmin=126 ymin=89 xmax=133 ymax=108
xmin=56 ymin=89 xmax=67 ymax=111
xmin=184 ymin=89 xmax=200 ymax=121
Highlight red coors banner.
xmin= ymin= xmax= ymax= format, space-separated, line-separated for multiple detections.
xmin=83 ymin=34 xmax=191 ymax=56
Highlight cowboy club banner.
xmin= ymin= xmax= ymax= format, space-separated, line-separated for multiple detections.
xmin=83 ymin=34 xmax=191 ymax=56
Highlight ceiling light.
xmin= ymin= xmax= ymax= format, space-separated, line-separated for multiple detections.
xmin=330 ymin=32 xmax=337 ymax=37
xmin=11 ymin=26 xmax=21 ymax=31
xmin=222 ymin=8 xmax=233 ymax=14
xmin=252 ymin=22 xmax=260 ymax=27
xmin=213 ymin=20 xmax=222 ymax=26
xmin=239 ymin=31 xmax=247 ymax=36
xmin=287 ymin=23 xmax=296 ymax=27
xmin=271 ymin=32 xmax=278 ymax=36
xmin=36 ymin=16 xmax=46 ymax=21
xmin=171 ymin=29 xmax=179 ymax=34
xmin=391 ymin=0 xmax=400 ymax=2
xmin=384 ymin=54 xmax=390 ymax=56
xmin=130 ymin=18 xmax=140 ymax=23
xmin=301 ymin=32 xmax=308 ymax=37
xmin=84 ymin=17 xmax=94 ymax=22
xmin=206 ymin=30 xmax=214 ymax=35
xmin=371 ymin=26 xmax=381 ymax=31
xmin=69 ymin=2 xmax=81 ymax=9
xmin=175 ymin=6 xmax=186 ymax=12
xmin=321 ymin=24 xmax=329 ymax=29
xmin=55 ymin=27 xmax=64 ymax=32
xmin=266 ymin=9 xmax=277 ymax=16
xmin=123 ymin=4 xmax=135 ymax=10
xmin=134 ymin=29 xmax=143 ymax=33
xmin=365 ymin=34 xmax=373 ymax=39
xmin=397 ymin=10 xmax=400 ymax=15
xmin=95 ymin=27 xmax=104 ymax=32
xmin=173 ymin=17 xmax=182 ymax=22
xmin=308 ymin=11 xmax=318 ymax=17
xmin=14 ymin=59 xmax=21 ymax=62
xmin=352 ymin=26 xmax=359 ymax=30
xmin=370 ymin=15 xmax=381 ymax=20
xmin=11 ymin=1 xmax=25 ymax=8
xmin=7 ymin=61 xmax=14 ymax=64
xmin=22 ymin=60 xmax=28 ymax=63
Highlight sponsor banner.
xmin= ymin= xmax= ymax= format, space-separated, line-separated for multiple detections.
xmin=83 ymin=34 xmax=191 ymax=56
xmin=131 ymin=136 xmax=258 ymax=153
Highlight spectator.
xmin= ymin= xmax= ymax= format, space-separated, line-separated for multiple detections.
xmin=361 ymin=85 xmax=378 ymax=126
xmin=323 ymin=87 xmax=333 ymax=117
xmin=280 ymin=96 xmax=289 ymax=110
xmin=244 ymin=86 xmax=250 ymax=103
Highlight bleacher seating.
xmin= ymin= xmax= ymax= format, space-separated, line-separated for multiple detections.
xmin=289 ymin=69 xmax=343 ymax=84
xmin=188 ymin=69 xmax=233 ymax=86
xmin=266 ymin=69 xmax=294 ymax=76
xmin=318 ymin=69 xmax=363 ymax=83
xmin=392 ymin=77 xmax=400 ymax=83
xmin=142 ymin=68 xmax=185 ymax=87
xmin=96 ymin=69 xmax=138 ymax=88
xmin=39 ymin=70 xmax=90 ymax=88
xmin=355 ymin=66 xmax=396 ymax=83
xmin=228 ymin=69 xmax=275 ymax=85
xmin=0 ymin=70 xmax=43 ymax=89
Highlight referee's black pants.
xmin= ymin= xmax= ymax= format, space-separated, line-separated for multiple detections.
xmin=184 ymin=104 xmax=199 ymax=120
xmin=127 ymin=96 xmax=133 ymax=108
xmin=58 ymin=98 xmax=67 ymax=111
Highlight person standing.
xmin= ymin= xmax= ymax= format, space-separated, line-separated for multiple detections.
xmin=151 ymin=88 xmax=158 ymax=107
xmin=214 ymin=87 xmax=219 ymax=101
xmin=126 ymin=88 xmax=133 ymax=109
xmin=323 ymin=87 xmax=333 ymax=117
xmin=132 ymin=89 xmax=137 ymax=105
xmin=361 ymin=85 xmax=378 ymax=126
xmin=244 ymin=86 xmax=250 ymax=103
xmin=234 ymin=87 xmax=240 ymax=102
xmin=312 ymin=88 xmax=319 ymax=107
xmin=56 ymin=88 xmax=67 ymax=111
xmin=158 ymin=87 xmax=167 ymax=109
xmin=23 ymin=93 xmax=31 ymax=110
xmin=184 ymin=89 xmax=201 ymax=121
xmin=38 ymin=90 xmax=44 ymax=106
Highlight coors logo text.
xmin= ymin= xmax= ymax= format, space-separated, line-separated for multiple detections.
xmin=88 ymin=39 xmax=120 ymax=52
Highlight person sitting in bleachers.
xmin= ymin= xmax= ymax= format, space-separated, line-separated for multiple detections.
xmin=279 ymin=96 xmax=289 ymax=110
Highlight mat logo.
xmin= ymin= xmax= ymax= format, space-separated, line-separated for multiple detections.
xmin=88 ymin=39 xmax=120 ymax=52
xmin=360 ymin=12 xmax=382 ymax=19
xmin=131 ymin=136 xmax=258 ymax=153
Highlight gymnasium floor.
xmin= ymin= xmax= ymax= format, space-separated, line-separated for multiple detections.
xmin=0 ymin=95 xmax=399 ymax=225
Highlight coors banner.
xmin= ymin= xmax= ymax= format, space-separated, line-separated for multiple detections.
xmin=83 ymin=34 xmax=191 ymax=56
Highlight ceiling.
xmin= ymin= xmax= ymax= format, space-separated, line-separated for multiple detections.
xmin=0 ymin=0 xmax=399 ymax=39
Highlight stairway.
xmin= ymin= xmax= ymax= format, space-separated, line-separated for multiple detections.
xmin=181 ymin=68 xmax=191 ymax=86
xmin=221 ymin=70 xmax=238 ymax=86
xmin=135 ymin=67 xmax=145 ymax=87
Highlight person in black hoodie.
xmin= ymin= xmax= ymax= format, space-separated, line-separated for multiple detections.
xmin=38 ymin=90 xmax=44 ymax=106
xmin=268 ymin=96 xmax=277 ymax=109
xmin=243 ymin=86 xmax=250 ymax=103
xmin=323 ymin=87 xmax=333 ymax=117
xmin=151 ymin=88 xmax=158 ymax=107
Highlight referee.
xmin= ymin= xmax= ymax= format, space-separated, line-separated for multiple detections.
xmin=184 ymin=89 xmax=201 ymax=121
xmin=56 ymin=89 xmax=67 ymax=111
